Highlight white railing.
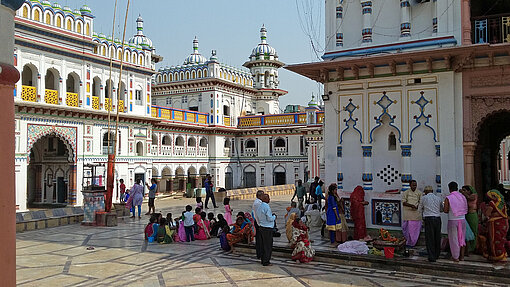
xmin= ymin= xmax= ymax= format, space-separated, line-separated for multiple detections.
xmin=245 ymin=147 xmax=257 ymax=157
xmin=223 ymin=147 xmax=231 ymax=157
xmin=274 ymin=146 xmax=287 ymax=156
xmin=199 ymin=147 xmax=208 ymax=157
xmin=151 ymin=145 xmax=158 ymax=155
xmin=161 ymin=145 xmax=172 ymax=156
xmin=187 ymin=146 xmax=197 ymax=156
xmin=174 ymin=145 xmax=185 ymax=156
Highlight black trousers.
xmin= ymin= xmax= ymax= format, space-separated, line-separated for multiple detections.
xmin=205 ymin=190 xmax=217 ymax=208
xmin=255 ymin=221 xmax=262 ymax=259
xmin=424 ymin=216 xmax=441 ymax=261
xmin=259 ymin=226 xmax=273 ymax=265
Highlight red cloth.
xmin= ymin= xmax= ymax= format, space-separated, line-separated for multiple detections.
xmin=350 ymin=186 xmax=367 ymax=240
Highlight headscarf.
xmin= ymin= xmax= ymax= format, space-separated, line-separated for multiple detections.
xmin=487 ymin=189 xmax=507 ymax=216
xmin=292 ymin=218 xmax=307 ymax=231
xmin=350 ymin=186 xmax=365 ymax=203
xmin=467 ymin=185 xmax=477 ymax=195
xmin=286 ymin=213 xmax=298 ymax=242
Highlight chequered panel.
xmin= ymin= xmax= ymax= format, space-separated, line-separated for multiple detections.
xmin=376 ymin=165 xmax=400 ymax=185
xmin=22 ymin=86 xmax=36 ymax=102
xmin=66 ymin=92 xmax=78 ymax=107
xmin=44 ymin=89 xmax=58 ymax=105
xmin=92 ymin=96 xmax=100 ymax=110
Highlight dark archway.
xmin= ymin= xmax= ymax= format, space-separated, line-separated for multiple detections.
xmin=27 ymin=134 xmax=74 ymax=208
xmin=475 ymin=111 xmax=510 ymax=194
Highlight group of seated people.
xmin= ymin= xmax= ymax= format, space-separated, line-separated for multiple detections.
xmin=143 ymin=197 xmax=257 ymax=251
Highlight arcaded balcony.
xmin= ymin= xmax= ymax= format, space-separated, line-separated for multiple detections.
xmin=472 ymin=14 xmax=510 ymax=44
xmin=174 ymin=146 xmax=185 ymax=156
xmin=21 ymin=86 xmax=36 ymax=102
xmin=199 ymin=147 xmax=207 ymax=157
xmin=245 ymin=147 xmax=257 ymax=157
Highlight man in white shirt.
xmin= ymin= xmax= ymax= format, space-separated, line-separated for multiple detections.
xmin=252 ymin=190 xmax=264 ymax=259
xmin=256 ymin=194 xmax=276 ymax=266
xmin=418 ymin=185 xmax=443 ymax=262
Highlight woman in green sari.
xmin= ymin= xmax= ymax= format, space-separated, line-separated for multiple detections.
xmin=461 ymin=185 xmax=478 ymax=253
xmin=157 ymin=218 xmax=175 ymax=244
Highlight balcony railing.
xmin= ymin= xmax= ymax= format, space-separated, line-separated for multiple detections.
xmin=44 ymin=89 xmax=58 ymax=105
xmin=274 ymin=146 xmax=287 ymax=156
xmin=119 ymin=100 xmax=125 ymax=112
xmin=159 ymin=145 xmax=170 ymax=155
xmin=224 ymin=147 xmax=231 ymax=157
xmin=66 ymin=92 xmax=78 ymax=107
xmin=21 ymin=85 xmax=36 ymax=102
xmin=151 ymin=105 xmax=209 ymax=126
xmin=199 ymin=147 xmax=207 ymax=157
xmin=105 ymin=98 xmax=113 ymax=111
xmin=224 ymin=116 xmax=231 ymax=126
xmin=187 ymin=146 xmax=197 ymax=155
xmin=151 ymin=145 xmax=158 ymax=155
xmin=174 ymin=145 xmax=185 ymax=156
xmin=245 ymin=147 xmax=257 ymax=157
xmin=238 ymin=111 xmax=325 ymax=128
xmin=473 ymin=14 xmax=510 ymax=44
xmin=92 ymin=96 xmax=100 ymax=110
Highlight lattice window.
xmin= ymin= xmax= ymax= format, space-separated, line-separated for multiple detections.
xmin=376 ymin=165 xmax=401 ymax=186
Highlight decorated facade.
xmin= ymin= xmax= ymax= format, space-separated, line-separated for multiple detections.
xmin=288 ymin=0 xmax=510 ymax=230
xmin=13 ymin=0 xmax=324 ymax=212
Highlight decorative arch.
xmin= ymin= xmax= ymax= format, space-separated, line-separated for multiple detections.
xmin=188 ymin=136 xmax=196 ymax=146
xmin=27 ymin=124 xmax=77 ymax=163
xmin=199 ymin=166 xmax=208 ymax=175
xmin=152 ymin=167 xmax=159 ymax=178
xmin=274 ymin=137 xmax=286 ymax=148
xmin=273 ymin=165 xmax=286 ymax=173
xmin=245 ymin=139 xmax=256 ymax=148
xmin=175 ymin=166 xmax=185 ymax=176
xmin=187 ymin=166 xmax=197 ymax=176
xmin=175 ymin=135 xmax=184 ymax=146
xmin=339 ymin=98 xmax=362 ymax=144
xmin=409 ymin=92 xmax=437 ymax=142
xmin=369 ymin=92 xmax=401 ymax=143
xmin=244 ymin=165 xmax=256 ymax=173
xmin=199 ymin=137 xmax=208 ymax=147
xmin=161 ymin=166 xmax=172 ymax=177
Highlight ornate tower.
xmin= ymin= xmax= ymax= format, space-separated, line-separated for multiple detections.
xmin=243 ymin=25 xmax=287 ymax=114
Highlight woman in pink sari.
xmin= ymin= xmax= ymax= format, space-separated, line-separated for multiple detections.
xmin=196 ymin=212 xmax=211 ymax=240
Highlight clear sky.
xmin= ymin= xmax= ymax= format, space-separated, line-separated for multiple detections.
xmin=66 ymin=0 xmax=324 ymax=110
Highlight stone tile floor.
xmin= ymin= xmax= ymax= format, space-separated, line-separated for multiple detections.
xmin=16 ymin=195 xmax=508 ymax=286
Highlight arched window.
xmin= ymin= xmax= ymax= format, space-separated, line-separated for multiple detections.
xmin=246 ymin=139 xmax=256 ymax=148
xmin=33 ymin=9 xmax=40 ymax=21
xmin=86 ymin=23 xmax=90 ymax=36
xmin=199 ymin=138 xmax=207 ymax=147
xmin=163 ymin=74 xmax=167 ymax=82
xmin=93 ymin=46 xmax=98 ymax=54
xmin=180 ymin=72 xmax=184 ymax=80
xmin=174 ymin=72 xmax=178 ymax=81
xmin=76 ymin=22 xmax=82 ymax=34
xmin=136 ymin=142 xmax=144 ymax=156
xmin=22 ymin=6 xmax=28 ymax=18
xmin=105 ymin=79 xmax=114 ymax=99
xmin=102 ymin=46 xmax=106 ymax=56
xmin=66 ymin=19 xmax=72 ymax=30
xmin=92 ymin=77 xmax=101 ymax=97
xmin=139 ymin=55 xmax=143 ymax=65
xmin=169 ymin=74 xmax=173 ymax=81
xmin=45 ymin=13 xmax=51 ymax=24
xmin=162 ymin=135 xmax=171 ymax=146
xmin=175 ymin=136 xmax=184 ymax=146
xmin=188 ymin=137 xmax=196 ymax=147
xmin=22 ymin=64 xmax=36 ymax=87
xmin=66 ymin=73 xmax=79 ymax=93
xmin=274 ymin=138 xmax=286 ymax=148
xmin=117 ymin=50 xmax=122 ymax=60
xmin=45 ymin=68 xmax=58 ymax=90
xmin=152 ymin=134 xmax=158 ymax=145
xmin=56 ymin=16 xmax=62 ymax=28
xmin=132 ymin=54 xmax=135 ymax=63
xmin=198 ymin=70 xmax=202 ymax=78
xmin=157 ymin=74 xmax=162 ymax=83
xmin=186 ymin=71 xmax=190 ymax=80
xmin=203 ymin=69 xmax=207 ymax=77
xmin=224 ymin=138 xmax=231 ymax=148
xmin=102 ymin=132 xmax=115 ymax=155
xmin=388 ymin=132 xmax=397 ymax=151
xmin=191 ymin=70 xmax=196 ymax=79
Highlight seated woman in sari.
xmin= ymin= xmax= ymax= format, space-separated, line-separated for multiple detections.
xmin=291 ymin=218 xmax=315 ymax=263
xmin=481 ymin=190 xmax=509 ymax=262
xmin=157 ymin=218 xmax=175 ymax=244
xmin=195 ymin=212 xmax=211 ymax=240
xmin=243 ymin=212 xmax=256 ymax=243
xmin=226 ymin=216 xmax=251 ymax=252
xmin=286 ymin=213 xmax=298 ymax=243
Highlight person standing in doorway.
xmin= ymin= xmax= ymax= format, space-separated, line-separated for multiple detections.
xmin=256 ymin=193 xmax=276 ymax=266
xmin=145 ymin=179 xmax=157 ymax=215
xmin=292 ymin=179 xmax=306 ymax=210
xmin=443 ymin=181 xmax=468 ymax=262
xmin=252 ymin=190 xmax=264 ymax=259
xmin=402 ymin=180 xmax=422 ymax=247
xmin=119 ymin=179 xmax=126 ymax=202
xmin=204 ymin=175 xmax=217 ymax=209
xmin=419 ymin=186 xmax=443 ymax=262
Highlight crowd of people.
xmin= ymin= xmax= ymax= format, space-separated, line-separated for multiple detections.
xmin=133 ymin=174 xmax=509 ymax=265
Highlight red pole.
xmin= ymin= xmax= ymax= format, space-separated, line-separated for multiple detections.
xmin=105 ymin=154 xmax=115 ymax=212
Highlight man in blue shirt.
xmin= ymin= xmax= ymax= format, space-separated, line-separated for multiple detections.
xmin=256 ymin=193 xmax=276 ymax=266
xmin=204 ymin=175 xmax=217 ymax=209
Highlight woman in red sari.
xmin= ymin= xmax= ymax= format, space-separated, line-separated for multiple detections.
xmin=291 ymin=218 xmax=315 ymax=263
xmin=482 ymin=190 xmax=508 ymax=262
xmin=226 ymin=216 xmax=252 ymax=252
xmin=350 ymin=186 xmax=369 ymax=240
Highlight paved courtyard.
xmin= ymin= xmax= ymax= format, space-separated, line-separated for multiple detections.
xmin=16 ymin=195 xmax=507 ymax=286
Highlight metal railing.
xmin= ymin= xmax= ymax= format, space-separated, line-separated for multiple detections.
xmin=66 ymin=92 xmax=78 ymax=107
xmin=21 ymin=85 xmax=36 ymax=102
xmin=473 ymin=14 xmax=510 ymax=44
xmin=44 ymin=89 xmax=58 ymax=105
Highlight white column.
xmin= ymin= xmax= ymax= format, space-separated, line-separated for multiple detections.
xmin=335 ymin=0 xmax=344 ymax=47
xmin=361 ymin=0 xmax=373 ymax=44
xmin=362 ymin=145 xmax=373 ymax=190
xmin=401 ymin=145 xmax=412 ymax=190
xmin=400 ymin=0 xmax=411 ymax=38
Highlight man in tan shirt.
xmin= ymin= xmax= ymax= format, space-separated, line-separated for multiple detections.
xmin=402 ymin=180 xmax=422 ymax=247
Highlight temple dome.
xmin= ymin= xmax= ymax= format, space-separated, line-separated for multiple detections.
xmin=183 ymin=37 xmax=207 ymax=65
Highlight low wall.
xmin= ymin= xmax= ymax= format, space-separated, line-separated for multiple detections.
xmin=16 ymin=207 xmax=84 ymax=233
xmin=226 ymin=184 xmax=295 ymax=200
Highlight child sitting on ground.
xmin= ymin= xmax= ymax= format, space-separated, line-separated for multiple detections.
xmin=196 ymin=197 xmax=203 ymax=210
xmin=156 ymin=218 xmax=174 ymax=244
xmin=144 ymin=217 xmax=156 ymax=240
xmin=166 ymin=213 xmax=176 ymax=229
xmin=193 ymin=207 xmax=202 ymax=234
xmin=219 ymin=225 xmax=231 ymax=252
xmin=211 ymin=214 xmax=227 ymax=237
